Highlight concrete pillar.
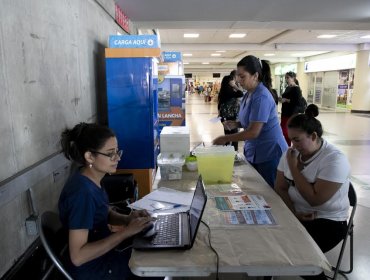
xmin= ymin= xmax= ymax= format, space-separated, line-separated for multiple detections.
xmin=351 ymin=50 xmax=370 ymax=113
xmin=297 ymin=61 xmax=308 ymax=99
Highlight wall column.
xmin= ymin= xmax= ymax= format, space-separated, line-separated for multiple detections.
xmin=297 ymin=61 xmax=308 ymax=99
xmin=351 ymin=49 xmax=370 ymax=113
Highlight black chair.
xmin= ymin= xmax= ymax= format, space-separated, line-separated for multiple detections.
xmin=101 ymin=173 xmax=138 ymax=214
xmin=39 ymin=211 xmax=73 ymax=280
xmin=327 ymin=182 xmax=357 ymax=280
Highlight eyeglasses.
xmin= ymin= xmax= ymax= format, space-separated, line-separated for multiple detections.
xmin=91 ymin=150 xmax=123 ymax=161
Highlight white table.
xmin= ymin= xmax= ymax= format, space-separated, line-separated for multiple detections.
xmin=129 ymin=162 xmax=331 ymax=277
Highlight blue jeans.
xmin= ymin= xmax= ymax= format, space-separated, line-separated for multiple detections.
xmin=249 ymin=157 xmax=280 ymax=188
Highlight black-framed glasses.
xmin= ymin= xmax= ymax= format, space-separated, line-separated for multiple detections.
xmin=91 ymin=150 xmax=123 ymax=161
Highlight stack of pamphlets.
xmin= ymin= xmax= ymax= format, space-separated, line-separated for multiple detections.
xmin=210 ymin=184 xmax=276 ymax=225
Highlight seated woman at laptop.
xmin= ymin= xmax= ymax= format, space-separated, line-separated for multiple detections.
xmin=59 ymin=122 xmax=157 ymax=280
xmin=275 ymin=104 xmax=350 ymax=280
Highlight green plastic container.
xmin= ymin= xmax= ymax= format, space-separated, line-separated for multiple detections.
xmin=194 ymin=146 xmax=235 ymax=184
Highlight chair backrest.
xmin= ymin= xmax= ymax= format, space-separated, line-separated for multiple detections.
xmin=101 ymin=173 xmax=138 ymax=204
xmin=347 ymin=182 xmax=357 ymax=231
xmin=39 ymin=211 xmax=73 ymax=280
xmin=348 ymin=182 xmax=357 ymax=208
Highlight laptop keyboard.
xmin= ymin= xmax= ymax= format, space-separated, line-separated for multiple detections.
xmin=152 ymin=214 xmax=180 ymax=245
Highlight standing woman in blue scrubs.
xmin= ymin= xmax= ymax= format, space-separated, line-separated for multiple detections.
xmin=213 ymin=55 xmax=288 ymax=187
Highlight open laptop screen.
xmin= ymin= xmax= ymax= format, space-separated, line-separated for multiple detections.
xmin=189 ymin=176 xmax=207 ymax=244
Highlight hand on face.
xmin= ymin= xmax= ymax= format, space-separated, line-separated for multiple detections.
xmin=229 ymin=80 xmax=236 ymax=88
xmin=286 ymin=148 xmax=298 ymax=169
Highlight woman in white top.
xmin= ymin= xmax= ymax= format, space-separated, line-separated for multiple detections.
xmin=275 ymin=104 xmax=350 ymax=280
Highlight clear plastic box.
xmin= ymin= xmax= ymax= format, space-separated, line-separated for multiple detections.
xmin=157 ymin=153 xmax=185 ymax=180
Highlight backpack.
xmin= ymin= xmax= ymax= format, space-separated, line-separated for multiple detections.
xmin=295 ymin=96 xmax=307 ymax=114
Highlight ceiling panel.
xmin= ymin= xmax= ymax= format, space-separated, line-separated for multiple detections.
xmin=116 ymin=0 xmax=370 ymax=68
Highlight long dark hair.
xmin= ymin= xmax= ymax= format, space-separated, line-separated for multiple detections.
xmin=218 ymin=74 xmax=233 ymax=104
xmin=60 ymin=123 xmax=116 ymax=165
xmin=288 ymin=104 xmax=323 ymax=137
xmin=261 ymin=60 xmax=273 ymax=93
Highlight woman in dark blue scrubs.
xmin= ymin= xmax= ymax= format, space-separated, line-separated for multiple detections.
xmin=59 ymin=123 xmax=154 ymax=280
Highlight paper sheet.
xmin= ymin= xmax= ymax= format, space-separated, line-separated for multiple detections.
xmin=129 ymin=187 xmax=193 ymax=213
xmin=215 ymin=195 xmax=271 ymax=211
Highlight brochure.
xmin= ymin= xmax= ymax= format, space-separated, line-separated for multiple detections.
xmin=215 ymin=194 xmax=271 ymax=211
xmin=206 ymin=183 xmax=245 ymax=198
xmin=223 ymin=210 xmax=277 ymax=225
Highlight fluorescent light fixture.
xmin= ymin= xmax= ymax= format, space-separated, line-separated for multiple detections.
xmin=264 ymin=53 xmax=275 ymax=57
xmin=202 ymin=62 xmax=210 ymax=65
xmin=317 ymin=34 xmax=337 ymax=39
xmin=183 ymin=62 xmax=189 ymax=65
xmin=229 ymin=33 xmax=246 ymax=38
xmin=361 ymin=35 xmax=370 ymax=39
xmin=184 ymin=33 xmax=199 ymax=38
xmin=211 ymin=53 xmax=221 ymax=56
xmin=183 ymin=53 xmax=193 ymax=57
xmin=216 ymin=50 xmax=226 ymax=53
xmin=291 ymin=53 xmax=303 ymax=57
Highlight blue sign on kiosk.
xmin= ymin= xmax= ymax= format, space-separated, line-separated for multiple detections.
xmin=162 ymin=52 xmax=182 ymax=62
xmin=109 ymin=35 xmax=160 ymax=48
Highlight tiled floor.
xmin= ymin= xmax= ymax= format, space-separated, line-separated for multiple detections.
xmin=181 ymin=93 xmax=370 ymax=280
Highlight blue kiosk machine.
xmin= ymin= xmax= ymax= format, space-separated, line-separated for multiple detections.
xmin=105 ymin=35 xmax=160 ymax=197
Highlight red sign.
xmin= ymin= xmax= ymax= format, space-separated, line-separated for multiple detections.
xmin=115 ymin=4 xmax=130 ymax=33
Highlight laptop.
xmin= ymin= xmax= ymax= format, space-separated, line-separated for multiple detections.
xmin=132 ymin=175 xmax=207 ymax=250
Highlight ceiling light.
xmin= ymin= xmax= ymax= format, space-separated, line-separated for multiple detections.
xmin=183 ymin=62 xmax=189 ymax=65
xmin=291 ymin=53 xmax=303 ymax=57
xmin=229 ymin=33 xmax=246 ymax=38
xmin=264 ymin=53 xmax=275 ymax=57
xmin=184 ymin=33 xmax=199 ymax=38
xmin=202 ymin=62 xmax=210 ymax=65
xmin=183 ymin=53 xmax=193 ymax=57
xmin=211 ymin=53 xmax=221 ymax=56
xmin=317 ymin=34 xmax=337 ymax=39
xmin=216 ymin=50 xmax=226 ymax=53
xmin=361 ymin=35 xmax=370 ymax=39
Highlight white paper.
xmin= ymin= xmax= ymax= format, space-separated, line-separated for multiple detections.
xmin=142 ymin=188 xmax=194 ymax=206
xmin=209 ymin=116 xmax=222 ymax=123
xmin=129 ymin=187 xmax=193 ymax=213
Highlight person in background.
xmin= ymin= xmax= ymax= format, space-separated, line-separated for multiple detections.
xmin=280 ymin=71 xmax=303 ymax=145
xmin=213 ymin=55 xmax=288 ymax=188
xmin=59 ymin=123 xmax=157 ymax=280
xmin=275 ymin=104 xmax=350 ymax=280
xmin=198 ymin=83 xmax=204 ymax=94
xmin=218 ymin=74 xmax=244 ymax=151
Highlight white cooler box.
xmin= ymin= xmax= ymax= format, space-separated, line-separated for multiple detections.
xmin=160 ymin=126 xmax=190 ymax=155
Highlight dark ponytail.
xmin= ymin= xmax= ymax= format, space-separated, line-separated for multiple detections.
xmin=288 ymin=104 xmax=323 ymax=137
xmin=60 ymin=123 xmax=116 ymax=165
xmin=261 ymin=60 xmax=273 ymax=93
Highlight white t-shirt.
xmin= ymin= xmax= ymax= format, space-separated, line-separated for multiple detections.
xmin=277 ymin=139 xmax=350 ymax=221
